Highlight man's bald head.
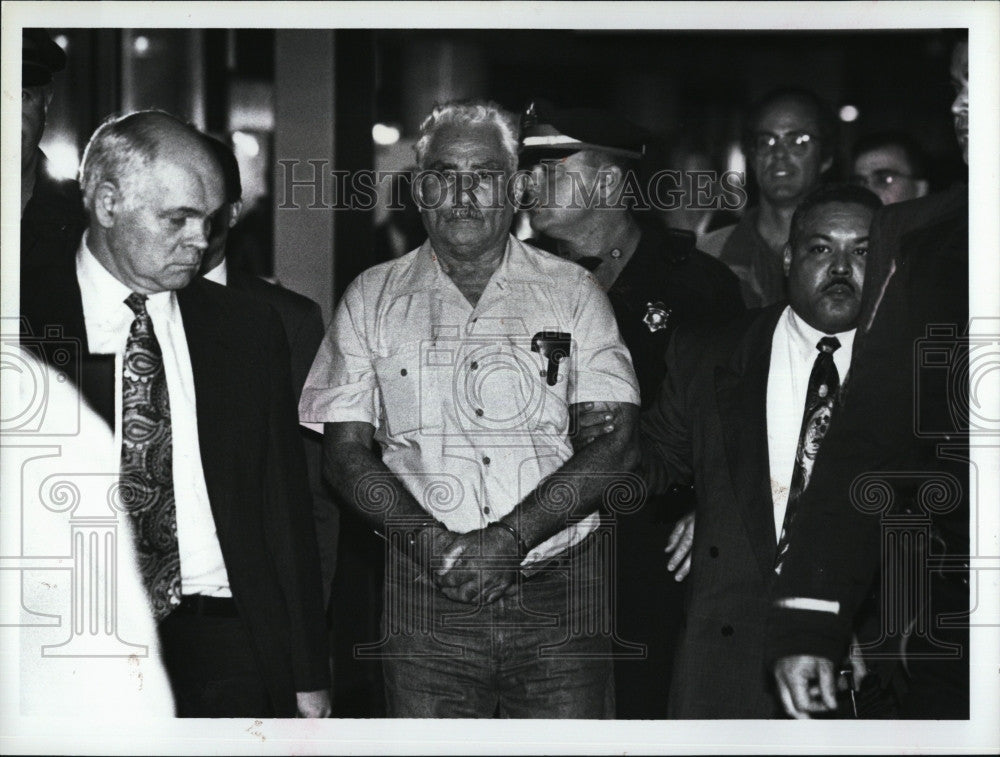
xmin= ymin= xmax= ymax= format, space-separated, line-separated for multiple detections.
xmin=80 ymin=111 xmax=226 ymax=294
xmin=80 ymin=110 xmax=223 ymax=213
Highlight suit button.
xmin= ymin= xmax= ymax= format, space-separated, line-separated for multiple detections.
xmin=400 ymin=368 xmax=407 ymax=376
xmin=709 ymin=546 xmax=719 ymax=558
xmin=721 ymin=625 xmax=734 ymax=637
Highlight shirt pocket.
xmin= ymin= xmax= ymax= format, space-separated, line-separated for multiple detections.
xmin=373 ymin=345 xmax=441 ymax=436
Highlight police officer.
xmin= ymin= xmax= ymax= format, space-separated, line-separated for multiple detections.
xmin=520 ymin=99 xmax=745 ymax=718
xmin=22 ymin=28 xmax=87 ymax=271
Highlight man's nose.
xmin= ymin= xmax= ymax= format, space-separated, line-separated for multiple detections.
xmin=830 ymin=247 xmax=853 ymax=274
xmin=951 ymin=92 xmax=967 ymax=116
xmin=451 ymin=172 xmax=480 ymax=206
xmin=187 ymin=216 xmax=212 ymax=250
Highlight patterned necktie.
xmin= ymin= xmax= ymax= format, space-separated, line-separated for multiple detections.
xmin=774 ymin=335 xmax=841 ymax=574
xmin=120 ymin=293 xmax=182 ymax=619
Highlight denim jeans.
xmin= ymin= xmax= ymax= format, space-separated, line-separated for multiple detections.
xmin=372 ymin=537 xmax=615 ymax=718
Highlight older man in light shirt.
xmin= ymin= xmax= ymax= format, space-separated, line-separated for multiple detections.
xmin=300 ymin=99 xmax=640 ymax=718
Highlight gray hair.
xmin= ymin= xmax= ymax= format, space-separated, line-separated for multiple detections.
xmin=78 ymin=110 xmax=193 ymax=211
xmin=413 ymin=99 xmax=519 ymax=171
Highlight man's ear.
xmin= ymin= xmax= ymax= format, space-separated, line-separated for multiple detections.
xmin=599 ymin=164 xmax=623 ymax=199
xmin=820 ymin=155 xmax=834 ymax=174
xmin=228 ymin=200 xmax=243 ymax=229
xmin=510 ymin=170 xmax=531 ymax=207
xmin=92 ymin=182 xmax=120 ymax=229
xmin=782 ymin=242 xmax=793 ymax=276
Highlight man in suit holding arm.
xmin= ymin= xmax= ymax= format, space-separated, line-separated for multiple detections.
xmin=579 ymin=184 xmax=880 ymax=716
xmin=20 ymin=111 xmax=330 ymax=717
xmin=768 ymin=35 xmax=971 ymax=721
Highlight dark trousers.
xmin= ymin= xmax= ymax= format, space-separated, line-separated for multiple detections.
xmin=158 ymin=596 xmax=275 ymax=718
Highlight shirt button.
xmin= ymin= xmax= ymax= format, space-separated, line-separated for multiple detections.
xmin=475 ymin=408 xmax=484 ymax=417
xmin=482 ymin=456 xmax=491 ymax=465
xmin=483 ymin=506 xmax=491 ymax=515
xmin=721 ymin=625 xmax=734 ymax=637
xmin=470 ymin=361 xmax=479 ymax=370
xmin=709 ymin=546 xmax=719 ymax=558
xmin=400 ymin=368 xmax=407 ymax=376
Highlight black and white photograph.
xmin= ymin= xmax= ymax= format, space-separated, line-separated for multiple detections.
xmin=2 ymin=1 xmax=998 ymax=754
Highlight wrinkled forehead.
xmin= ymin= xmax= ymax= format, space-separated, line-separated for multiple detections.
xmin=425 ymin=123 xmax=510 ymax=167
xmin=798 ymin=202 xmax=875 ymax=239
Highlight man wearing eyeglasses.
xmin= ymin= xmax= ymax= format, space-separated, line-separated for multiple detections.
xmin=849 ymin=131 xmax=930 ymax=206
xmin=702 ymin=89 xmax=837 ymax=308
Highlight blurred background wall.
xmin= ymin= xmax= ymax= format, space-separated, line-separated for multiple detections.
xmin=40 ymin=28 xmax=965 ymax=324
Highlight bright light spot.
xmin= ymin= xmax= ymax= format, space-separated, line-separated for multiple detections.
xmin=726 ymin=142 xmax=746 ymax=177
xmin=372 ymin=123 xmax=401 ymax=146
xmin=133 ymin=35 xmax=150 ymax=55
xmin=232 ymin=131 xmax=260 ymax=158
xmin=839 ymin=104 xmax=860 ymax=123
xmin=54 ymin=35 xmax=69 ymax=52
xmin=44 ymin=140 xmax=80 ymax=181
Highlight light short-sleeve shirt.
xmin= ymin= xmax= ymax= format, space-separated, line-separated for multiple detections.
xmin=300 ymin=235 xmax=640 ymax=565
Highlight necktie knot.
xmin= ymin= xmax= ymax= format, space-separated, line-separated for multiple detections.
xmin=125 ymin=292 xmax=149 ymax=316
xmin=817 ymin=336 xmax=840 ymax=355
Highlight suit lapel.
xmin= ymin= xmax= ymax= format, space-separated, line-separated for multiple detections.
xmin=176 ymin=281 xmax=233 ymax=524
xmin=715 ymin=306 xmax=784 ymax=578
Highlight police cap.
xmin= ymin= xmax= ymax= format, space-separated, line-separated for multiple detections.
xmin=520 ymin=98 xmax=647 ymax=162
xmin=23 ymin=29 xmax=67 ymax=87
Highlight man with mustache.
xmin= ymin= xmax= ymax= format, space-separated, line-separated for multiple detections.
xmin=769 ymin=34 xmax=971 ymax=720
xmin=300 ymin=100 xmax=640 ymax=717
xmin=582 ymin=184 xmax=880 ymax=716
xmin=702 ymin=88 xmax=837 ymax=308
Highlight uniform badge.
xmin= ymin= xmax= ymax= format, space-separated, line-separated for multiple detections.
xmin=643 ymin=301 xmax=672 ymax=333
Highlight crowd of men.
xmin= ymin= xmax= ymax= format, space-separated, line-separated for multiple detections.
xmin=16 ymin=27 xmax=971 ymax=719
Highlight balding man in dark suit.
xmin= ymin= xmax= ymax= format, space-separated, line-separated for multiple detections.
xmin=20 ymin=111 xmax=330 ymax=717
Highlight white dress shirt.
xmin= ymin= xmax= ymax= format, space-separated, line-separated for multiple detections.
xmin=300 ymin=236 xmax=640 ymax=566
xmin=766 ymin=305 xmax=856 ymax=541
xmin=202 ymin=258 xmax=228 ymax=286
xmin=76 ymin=235 xmax=231 ymax=597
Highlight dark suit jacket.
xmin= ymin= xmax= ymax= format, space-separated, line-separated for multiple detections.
xmin=21 ymin=151 xmax=87 ymax=273
xmin=227 ymin=269 xmax=339 ymax=608
xmin=640 ymin=304 xmax=787 ymax=718
xmin=21 ymin=259 xmax=331 ymax=716
xmin=767 ymin=186 xmax=969 ymax=671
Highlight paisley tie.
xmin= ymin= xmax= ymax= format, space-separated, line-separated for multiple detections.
xmin=120 ymin=293 xmax=182 ymax=619
xmin=774 ymin=335 xmax=841 ymax=574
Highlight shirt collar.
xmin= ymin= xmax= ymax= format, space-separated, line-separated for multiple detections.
xmin=785 ymin=304 xmax=856 ymax=361
xmin=202 ymin=258 xmax=228 ymax=286
xmin=76 ymin=232 xmax=176 ymax=322
xmin=396 ymin=234 xmax=549 ymax=296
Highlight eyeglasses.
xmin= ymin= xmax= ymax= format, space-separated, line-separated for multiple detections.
xmin=752 ymin=131 xmax=817 ymax=157
xmin=849 ymin=169 xmax=917 ymax=189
